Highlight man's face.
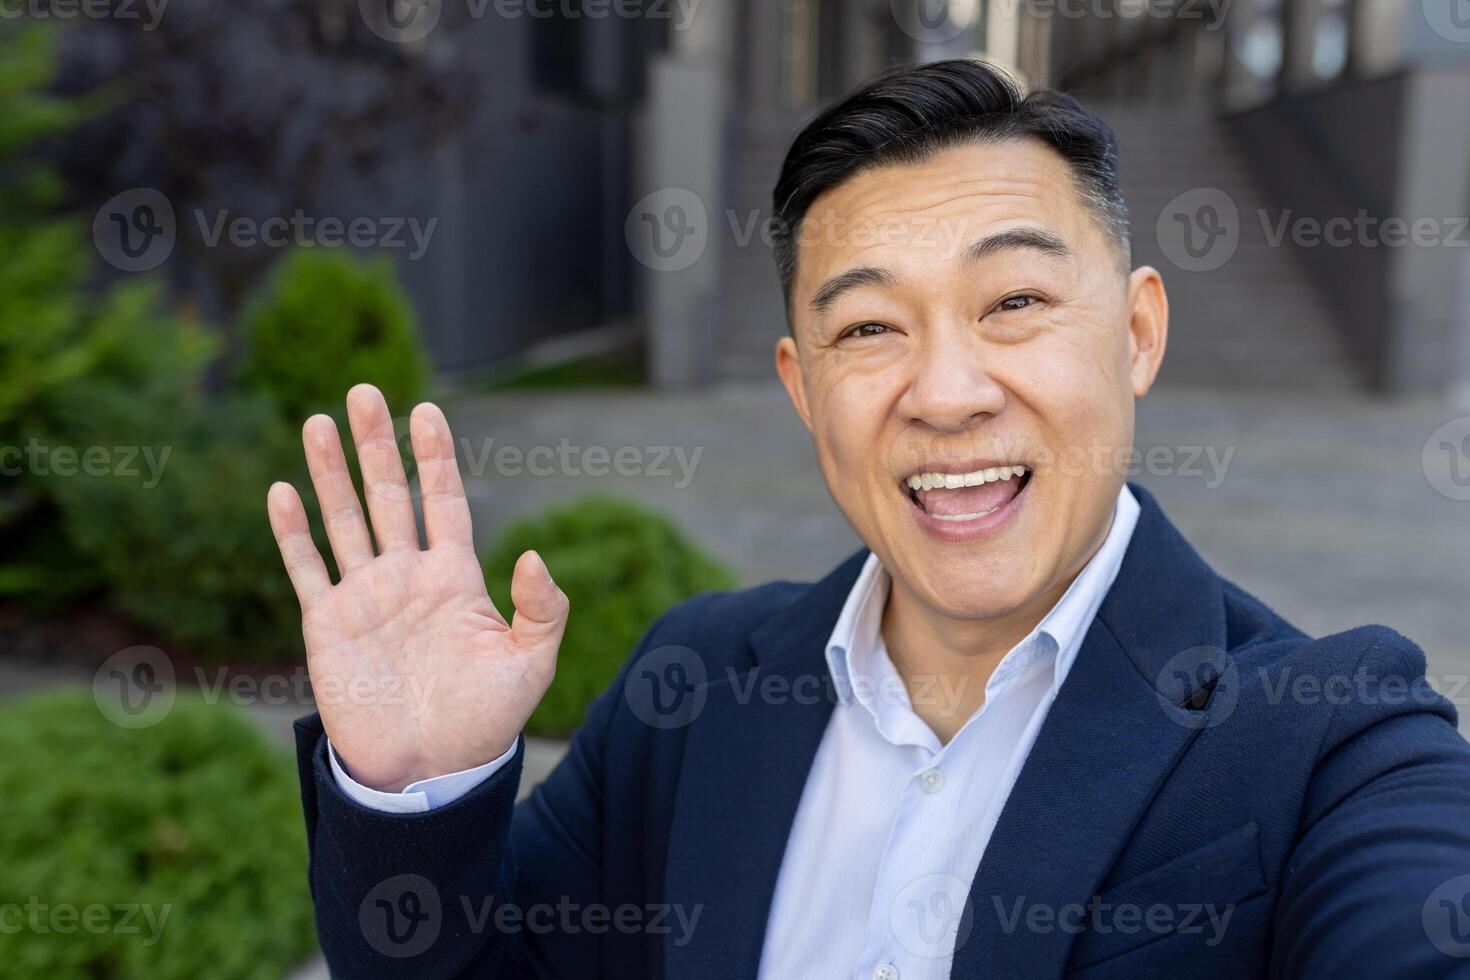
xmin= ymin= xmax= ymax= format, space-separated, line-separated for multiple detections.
xmin=776 ymin=138 xmax=1167 ymax=622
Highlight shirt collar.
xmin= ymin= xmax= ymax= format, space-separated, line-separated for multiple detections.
xmin=824 ymin=485 xmax=1141 ymax=710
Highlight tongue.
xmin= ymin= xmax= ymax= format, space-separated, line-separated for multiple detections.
xmin=917 ymin=475 xmax=1023 ymax=517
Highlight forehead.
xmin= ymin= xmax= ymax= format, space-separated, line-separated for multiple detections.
xmin=792 ymin=138 xmax=1092 ymax=293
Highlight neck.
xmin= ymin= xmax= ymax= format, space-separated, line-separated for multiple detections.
xmin=880 ymin=517 xmax=1115 ymax=744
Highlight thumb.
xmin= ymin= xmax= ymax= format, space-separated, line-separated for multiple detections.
xmin=509 ymin=549 xmax=570 ymax=651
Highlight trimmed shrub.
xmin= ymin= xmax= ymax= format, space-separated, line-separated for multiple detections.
xmin=238 ymin=248 xmax=428 ymax=421
xmin=0 ymin=688 xmax=316 ymax=978
xmin=483 ymin=496 xmax=738 ymax=737
xmin=0 ymin=24 xmax=217 ymax=608
xmin=45 ymin=387 xmax=315 ymax=662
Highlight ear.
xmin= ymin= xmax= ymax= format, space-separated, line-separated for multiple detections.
xmin=1125 ymin=266 xmax=1168 ymax=396
xmin=775 ymin=335 xmax=814 ymax=433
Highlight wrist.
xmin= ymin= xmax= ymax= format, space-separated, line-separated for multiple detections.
xmin=333 ymin=739 xmax=519 ymax=794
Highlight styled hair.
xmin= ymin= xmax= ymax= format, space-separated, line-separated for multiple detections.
xmin=770 ymin=59 xmax=1131 ymax=303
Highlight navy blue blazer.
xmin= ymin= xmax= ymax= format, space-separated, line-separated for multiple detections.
xmin=295 ymin=486 xmax=1470 ymax=977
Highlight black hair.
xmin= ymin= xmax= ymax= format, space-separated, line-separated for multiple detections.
xmin=771 ymin=59 xmax=1131 ymax=303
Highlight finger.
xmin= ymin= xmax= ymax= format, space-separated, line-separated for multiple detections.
xmin=267 ymin=481 xmax=332 ymax=604
xmin=303 ymin=413 xmax=375 ymax=574
xmin=410 ymin=402 xmax=474 ymax=551
xmin=346 ymin=382 xmax=419 ymax=553
xmin=509 ymin=550 xmax=570 ymax=652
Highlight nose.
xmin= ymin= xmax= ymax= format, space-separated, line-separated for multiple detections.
xmin=896 ymin=321 xmax=1007 ymax=433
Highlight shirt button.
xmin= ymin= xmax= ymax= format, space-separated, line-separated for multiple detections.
xmin=919 ymin=768 xmax=945 ymax=794
xmin=873 ymin=963 xmax=899 ymax=980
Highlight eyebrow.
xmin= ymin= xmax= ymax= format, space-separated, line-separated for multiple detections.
xmin=806 ymin=228 xmax=1072 ymax=313
xmin=808 ymin=267 xmax=897 ymax=313
xmin=964 ymin=228 xmax=1072 ymax=264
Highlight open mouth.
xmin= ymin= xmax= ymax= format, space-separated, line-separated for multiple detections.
xmin=901 ymin=464 xmax=1032 ymax=523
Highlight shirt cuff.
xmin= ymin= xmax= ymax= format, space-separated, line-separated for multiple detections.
xmin=327 ymin=737 xmax=520 ymax=814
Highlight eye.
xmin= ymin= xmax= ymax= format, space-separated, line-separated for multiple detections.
xmin=840 ymin=322 xmax=891 ymax=340
xmin=995 ymin=294 xmax=1040 ymax=313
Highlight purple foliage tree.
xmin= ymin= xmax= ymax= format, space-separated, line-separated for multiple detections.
xmin=51 ymin=0 xmax=481 ymax=325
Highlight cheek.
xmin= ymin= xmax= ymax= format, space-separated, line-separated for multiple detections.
xmin=809 ymin=369 xmax=895 ymax=502
xmin=1015 ymin=315 xmax=1130 ymax=420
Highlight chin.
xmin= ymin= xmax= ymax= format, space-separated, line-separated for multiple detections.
xmin=929 ymin=574 xmax=1035 ymax=620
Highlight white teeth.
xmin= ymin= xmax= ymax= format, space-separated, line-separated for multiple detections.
xmin=904 ymin=464 xmax=1029 ymax=491
xmin=931 ymin=508 xmax=999 ymax=522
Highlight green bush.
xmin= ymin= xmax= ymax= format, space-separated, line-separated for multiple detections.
xmin=0 ymin=23 xmax=218 ymax=607
xmin=483 ymin=496 xmax=738 ymax=737
xmin=0 ymin=26 xmax=344 ymax=656
xmin=0 ymin=688 xmax=316 ymax=979
xmin=238 ymin=248 xmax=428 ymax=421
xmin=46 ymin=388 xmax=315 ymax=662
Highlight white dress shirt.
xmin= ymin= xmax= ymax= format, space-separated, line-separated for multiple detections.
xmin=332 ymin=486 xmax=1141 ymax=979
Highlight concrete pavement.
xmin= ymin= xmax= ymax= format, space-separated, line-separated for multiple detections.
xmin=445 ymin=382 xmax=1470 ymax=729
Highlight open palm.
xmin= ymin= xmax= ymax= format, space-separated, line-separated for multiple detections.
xmin=267 ymin=384 xmax=568 ymax=792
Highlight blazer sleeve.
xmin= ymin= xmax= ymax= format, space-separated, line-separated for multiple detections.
xmin=294 ymin=623 xmax=657 ymax=979
xmin=1270 ymin=627 xmax=1470 ymax=977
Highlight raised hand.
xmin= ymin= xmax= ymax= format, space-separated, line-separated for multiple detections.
xmin=266 ymin=383 xmax=568 ymax=792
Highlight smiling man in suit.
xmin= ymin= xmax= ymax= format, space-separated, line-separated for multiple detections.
xmin=268 ymin=60 xmax=1470 ymax=978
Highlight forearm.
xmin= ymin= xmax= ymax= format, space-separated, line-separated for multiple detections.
xmin=1272 ymin=638 xmax=1470 ymax=977
xmin=297 ymin=716 xmax=529 ymax=978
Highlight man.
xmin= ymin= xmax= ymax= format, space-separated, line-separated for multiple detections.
xmin=268 ymin=60 xmax=1470 ymax=978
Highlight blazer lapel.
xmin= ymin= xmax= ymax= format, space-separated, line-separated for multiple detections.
xmin=950 ymin=486 xmax=1232 ymax=979
xmin=660 ymin=487 xmax=1230 ymax=980
xmin=663 ymin=549 xmax=869 ymax=979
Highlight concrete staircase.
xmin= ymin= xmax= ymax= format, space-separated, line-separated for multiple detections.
xmin=713 ymin=104 xmax=1360 ymax=391
xmin=716 ymin=108 xmax=802 ymax=382
xmin=1102 ymin=105 xmax=1360 ymax=391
